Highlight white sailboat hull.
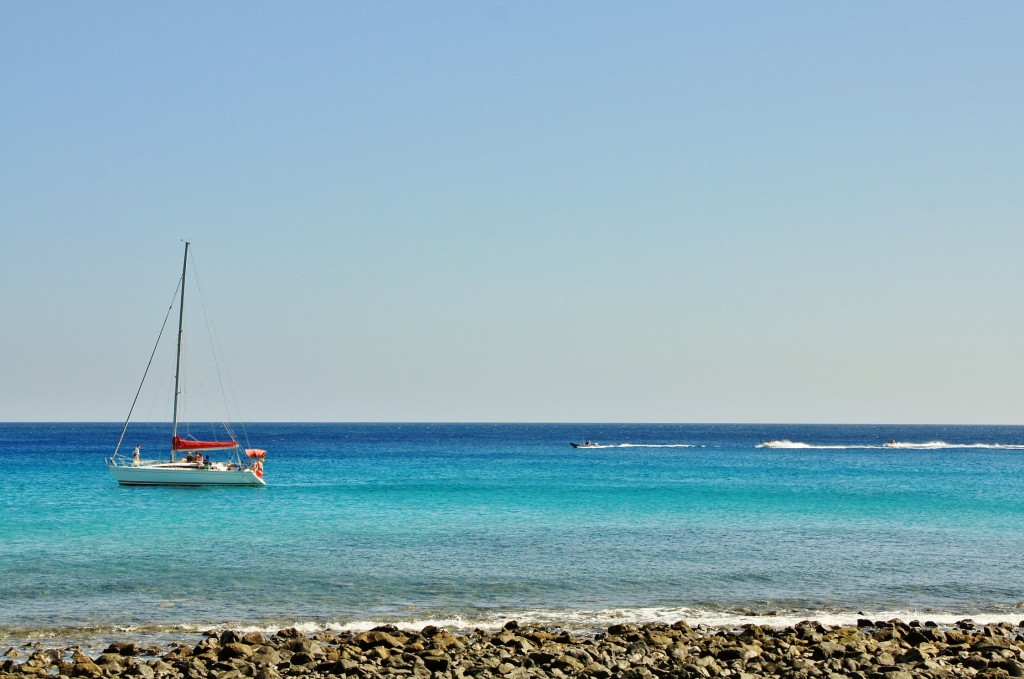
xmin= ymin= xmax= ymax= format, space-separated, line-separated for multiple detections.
xmin=108 ymin=462 xmax=265 ymax=486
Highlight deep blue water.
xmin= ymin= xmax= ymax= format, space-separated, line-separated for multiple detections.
xmin=2 ymin=422 xmax=1024 ymax=649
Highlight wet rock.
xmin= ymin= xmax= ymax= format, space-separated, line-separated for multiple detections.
xmin=103 ymin=643 xmax=141 ymax=657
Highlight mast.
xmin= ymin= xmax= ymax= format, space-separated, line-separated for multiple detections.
xmin=170 ymin=241 xmax=189 ymax=462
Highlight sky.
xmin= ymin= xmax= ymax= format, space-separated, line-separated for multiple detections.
xmin=2 ymin=2 xmax=1023 ymax=424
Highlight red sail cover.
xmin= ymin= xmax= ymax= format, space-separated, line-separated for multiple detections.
xmin=172 ymin=436 xmax=237 ymax=451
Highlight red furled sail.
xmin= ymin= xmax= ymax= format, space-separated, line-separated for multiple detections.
xmin=245 ymin=449 xmax=267 ymax=459
xmin=172 ymin=436 xmax=237 ymax=451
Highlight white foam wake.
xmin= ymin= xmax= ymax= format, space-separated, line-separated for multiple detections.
xmin=883 ymin=441 xmax=1024 ymax=450
xmin=758 ymin=440 xmax=1024 ymax=450
xmin=573 ymin=444 xmax=696 ymax=449
xmin=614 ymin=443 xmax=695 ymax=448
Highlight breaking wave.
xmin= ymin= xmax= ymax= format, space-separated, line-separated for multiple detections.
xmin=7 ymin=606 xmax=1024 ymax=655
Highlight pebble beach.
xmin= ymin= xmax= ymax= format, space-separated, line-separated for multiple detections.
xmin=5 ymin=619 xmax=1024 ymax=679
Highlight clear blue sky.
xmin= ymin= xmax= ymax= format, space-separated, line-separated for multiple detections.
xmin=3 ymin=2 xmax=1022 ymax=423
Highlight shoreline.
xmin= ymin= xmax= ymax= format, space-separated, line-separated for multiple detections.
xmin=5 ymin=619 xmax=1024 ymax=678
xmin=6 ymin=611 xmax=1024 ymax=657
xmin=6 ymin=609 xmax=1024 ymax=650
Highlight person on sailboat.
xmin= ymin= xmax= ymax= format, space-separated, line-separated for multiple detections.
xmin=132 ymin=445 xmax=141 ymax=466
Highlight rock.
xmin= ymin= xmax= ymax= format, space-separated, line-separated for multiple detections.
xmin=180 ymin=658 xmax=208 ymax=678
xmin=218 ymin=631 xmax=243 ymax=645
xmin=681 ymin=662 xmax=711 ymax=677
xmin=992 ymin=660 xmax=1024 ymax=677
xmin=811 ymin=640 xmax=845 ymax=660
xmin=898 ymin=646 xmax=935 ymax=663
xmin=219 ymin=642 xmax=255 ymax=661
xmin=717 ymin=647 xmax=746 ymax=661
xmin=607 ymin=624 xmax=639 ymax=637
xmin=875 ymin=651 xmax=896 ymax=666
xmin=353 ymin=630 xmax=405 ymax=649
xmin=585 ymin=660 xmax=613 ymax=678
xmin=902 ymin=628 xmax=930 ymax=647
xmin=104 ymin=642 xmax=141 ymax=656
xmin=975 ymin=635 xmax=1015 ymax=651
xmin=430 ymin=630 xmax=463 ymax=651
xmin=148 ymin=659 xmax=175 ymax=675
xmin=131 ymin=663 xmax=156 ymax=679
xmin=249 ymin=647 xmax=282 ymax=666
xmin=420 ymin=653 xmax=450 ymax=672
xmin=882 ymin=671 xmax=914 ymax=679
xmin=289 ymin=651 xmax=316 ymax=666
xmin=255 ymin=666 xmax=281 ymax=679
xmin=71 ymin=660 xmax=103 ymax=677
xmin=553 ymin=654 xmax=586 ymax=672
xmin=241 ymin=632 xmax=266 ymax=646
xmin=963 ymin=656 xmax=991 ymax=671
xmin=162 ymin=646 xmax=190 ymax=660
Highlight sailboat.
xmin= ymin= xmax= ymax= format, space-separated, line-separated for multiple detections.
xmin=106 ymin=242 xmax=267 ymax=486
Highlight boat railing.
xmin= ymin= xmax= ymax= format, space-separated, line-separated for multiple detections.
xmin=106 ymin=453 xmax=160 ymax=468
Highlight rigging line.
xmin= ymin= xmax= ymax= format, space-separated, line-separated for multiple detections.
xmin=178 ymin=340 xmax=235 ymax=442
xmin=113 ymin=279 xmax=183 ymax=457
xmin=189 ymin=248 xmax=246 ymax=445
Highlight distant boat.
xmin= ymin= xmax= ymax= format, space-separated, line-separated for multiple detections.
xmin=106 ymin=242 xmax=267 ymax=486
xmin=570 ymin=440 xmax=601 ymax=448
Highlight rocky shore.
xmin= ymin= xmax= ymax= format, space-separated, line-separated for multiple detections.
xmin=4 ymin=619 xmax=1024 ymax=679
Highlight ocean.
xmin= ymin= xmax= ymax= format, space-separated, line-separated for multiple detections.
xmin=2 ymin=422 xmax=1024 ymax=651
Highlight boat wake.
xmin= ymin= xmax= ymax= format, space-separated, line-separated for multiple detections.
xmin=575 ymin=443 xmax=696 ymax=449
xmin=759 ymin=440 xmax=1024 ymax=450
xmin=883 ymin=441 xmax=1024 ymax=450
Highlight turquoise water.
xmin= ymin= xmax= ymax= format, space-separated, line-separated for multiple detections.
xmin=2 ymin=422 xmax=1024 ymax=648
